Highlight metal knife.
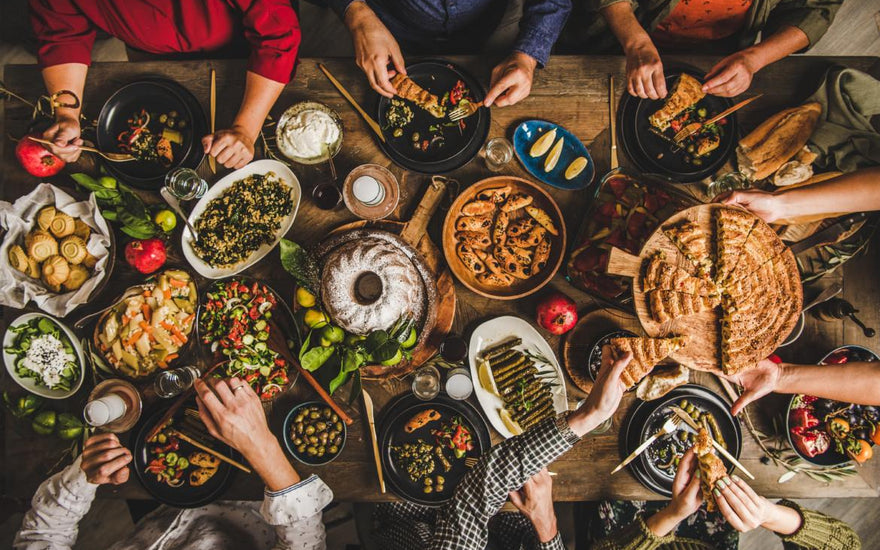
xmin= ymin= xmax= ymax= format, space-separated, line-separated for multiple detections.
xmin=362 ymin=389 xmax=386 ymax=493
xmin=790 ymin=212 xmax=868 ymax=255
xmin=318 ymin=63 xmax=386 ymax=143
xmin=612 ymin=415 xmax=679 ymax=474
xmin=669 ymin=406 xmax=755 ymax=480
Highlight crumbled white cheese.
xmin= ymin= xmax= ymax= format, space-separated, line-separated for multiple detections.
xmin=22 ymin=334 xmax=74 ymax=388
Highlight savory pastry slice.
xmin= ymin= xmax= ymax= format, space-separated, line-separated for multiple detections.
xmin=476 ymin=185 xmax=512 ymax=203
xmin=648 ymin=73 xmax=706 ymax=131
xmin=647 ymin=290 xmax=716 ymax=324
xmin=693 ymin=427 xmax=727 ymax=512
xmin=636 ymin=364 xmax=690 ymax=401
xmin=189 ymin=452 xmax=221 ymax=469
xmin=390 ymin=74 xmax=445 ymax=118
xmin=475 ymin=248 xmax=507 ymax=278
xmin=509 ymin=226 xmax=546 ymax=249
xmin=457 ymin=243 xmax=486 ymax=275
xmin=525 ymin=206 xmax=559 ymax=236
xmin=461 ymin=200 xmax=496 ymax=216
xmin=609 ymin=336 xmax=687 ymax=388
xmin=455 ymin=214 xmax=493 ymax=232
xmin=493 ymin=210 xmax=510 ymax=247
xmin=530 ymin=236 xmax=551 ymax=275
xmin=724 ymin=222 xmax=786 ymax=284
xmin=405 ymin=409 xmax=442 ymax=433
xmin=501 ymin=193 xmax=534 ymax=213
xmin=506 ymin=218 xmax=536 ymax=238
xmin=494 ymin=245 xmax=533 ymax=279
xmin=715 ymin=207 xmax=758 ymax=284
xmin=456 ymin=230 xmax=492 ymax=249
xmin=642 ymin=254 xmax=716 ymax=296
xmin=477 ymin=271 xmax=516 ymax=287
xmin=663 ymin=220 xmax=712 ymax=277
xmin=189 ymin=467 xmax=218 ymax=487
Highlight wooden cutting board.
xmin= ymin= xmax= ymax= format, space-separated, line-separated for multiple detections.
xmin=606 ymin=203 xmax=801 ymax=373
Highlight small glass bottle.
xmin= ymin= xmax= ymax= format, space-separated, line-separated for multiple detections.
xmin=154 ymin=365 xmax=201 ymax=398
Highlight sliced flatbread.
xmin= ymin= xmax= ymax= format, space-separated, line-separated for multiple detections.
xmin=391 ymin=74 xmax=445 ymax=118
xmin=663 ymin=220 xmax=713 ymax=277
xmin=694 ymin=427 xmax=726 ymax=512
xmin=647 ymin=290 xmax=717 ymax=324
xmin=649 ymin=73 xmax=706 ymax=132
xmin=715 ymin=207 xmax=758 ymax=284
xmin=609 ymin=336 xmax=687 ymax=388
xmin=643 ymin=254 xmax=716 ymax=296
xmin=724 ymin=221 xmax=786 ymax=284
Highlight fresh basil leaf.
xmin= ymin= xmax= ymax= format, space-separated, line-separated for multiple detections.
xmin=279 ymin=239 xmax=319 ymax=293
xmin=347 ymin=370 xmax=362 ymax=406
xmin=371 ymin=340 xmax=400 ymax=363
xmin=364 ymin=330 xmax=389 ymax=354
xmin=342 ymin=348 xmax=364 ymax=373
xmin=328 ymin=368 xmax=349 ymax=395
xmin=301 ymin=346 xmax=335 ymax=372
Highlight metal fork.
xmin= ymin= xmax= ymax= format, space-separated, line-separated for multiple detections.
xmin=672 ymin=94 xmax=763 ymax=144
xmin=448 ymin=101 xmax=484 ymax=122
xmin=611 ymin=415 xmax=681 ymax=474
xmin=27 ymin=136 xmax=136 ymax=162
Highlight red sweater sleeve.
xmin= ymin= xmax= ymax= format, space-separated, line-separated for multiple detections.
xmin=234 ymin=0 xmax=301 ymax=84
xmin=28 ymin=0 xmax=96 ymax=68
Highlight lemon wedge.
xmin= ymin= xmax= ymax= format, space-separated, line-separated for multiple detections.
xmin=499 ymin=408 xmax=524 ymax=435
xmin=544 ymin=137 xmax=564 ymax=172
xmin=565 ymin=156 xmax=587 ymax=180
xmin=477 ymin=360 xmax=499 ymax=396
xmin=529 ymin=128 xmax=557 ymax=158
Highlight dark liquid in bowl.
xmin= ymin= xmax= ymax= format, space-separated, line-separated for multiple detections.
xmin=440 ymin=336 xmax=468 ymax=362
xmin=313 ymin=184 xmax=341 ymax=210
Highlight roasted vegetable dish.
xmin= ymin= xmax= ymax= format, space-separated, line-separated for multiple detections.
xmin=193 ymin=172 xmax=293 ymax=268
xmin=117 ymin=108 xmax=185 ymax=165
xmin=647 ymin=399 xmax=726 ymax=477
xmin=145 ymin=423 xmax=220 ymax=488
xmin=389 ymin=411 xmax=474 ymax=493
xmin=384 ymin=78 xmax=473 ymax=152
xmin=5 ymin=316 xmax=79 ymax=391
xmin=96 ymin=270 xmax=197 ymax=378
xmin=288 ymin=404 xmax=345 ymax=462
xmin=199 ymin=279 xmax=291 ymax=400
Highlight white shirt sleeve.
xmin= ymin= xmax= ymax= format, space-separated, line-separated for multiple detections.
xmin=260 ymin=475 xmax=334 ymax=550
xmin=14 ymin=456 xmax=98 ymax=550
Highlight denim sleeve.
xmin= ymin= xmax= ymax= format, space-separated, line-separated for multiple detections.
xmin=514 ymin=0 xmax=573 ymax=66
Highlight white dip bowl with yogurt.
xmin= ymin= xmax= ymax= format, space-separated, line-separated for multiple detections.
xmin=276 ymin=101 xmax=343 ymax=164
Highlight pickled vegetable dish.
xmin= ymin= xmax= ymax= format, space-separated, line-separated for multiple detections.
xmin=145 ymin=424 xmax=220 ymax=488
xmin=96 ymin=271 xmax=197 ymax=378
xmin=5 ymin=316 xmax=79 ymax=391
xmin=389 ymin=414 xmax=473 ymax=493
xmin=647 ymin=399 xmax=726 ymax=477
xmin=199 ymin=279 xmax=290 ymax=400
xmin=287 ymin=404 xmax=345 ymax=462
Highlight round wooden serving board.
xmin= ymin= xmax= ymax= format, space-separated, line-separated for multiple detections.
xmin=441 ymin=175 xmax=566 ymax=300
xmin=606 ymin=203 xmax=802 ymax=373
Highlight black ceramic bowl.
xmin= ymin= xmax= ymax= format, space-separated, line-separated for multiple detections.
xmin=283 ymin=401 xmax=347 ymax=466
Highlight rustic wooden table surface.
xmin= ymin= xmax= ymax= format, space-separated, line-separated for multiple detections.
xmin=2 ymin=55 xmax=880 ymax=502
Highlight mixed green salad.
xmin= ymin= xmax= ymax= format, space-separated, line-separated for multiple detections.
xmin=5 ymin=317 xmax=79 ymax=391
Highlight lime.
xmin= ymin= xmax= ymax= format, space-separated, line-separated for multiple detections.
xmin=380 ymin=348 xmax=403 ymax=366
xmin=478 ymin=360 xmax=499 ymax=396
xmin=154 ymin=209 xmax=177 ymax=232
xmin=319 ymin=336 xmax=333 ymax=347
xmin=401 ymin=327 xmax=417 ymax=349
xmin=98 ymin=176 xmax=117 ymax=189
xmin=303 ymin=309 xmax=329 ymax=329
xmin=345 ymin=334 xmax=366 ymax=346
xmin=320 ymin=325 xmax=345 ymax=344
xmin=32 ymin=410 xmax=57 ymax=436
xmin=295 ymin=287 xmax=316 ymax=308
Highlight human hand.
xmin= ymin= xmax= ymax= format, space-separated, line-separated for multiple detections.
xmin=42 ymin=114 xmax=83 ymax=162
xmin=195 ymin=377 xmax=275 ymax=454
xmin=722 ymin=358 xmax=783 ymax=415
xmin=509 ymin=468 xmax=558 ymax=543
xmin=80 ymin=433 xmax=132 ymax=485
xmin=569 ymin=346 xmax=631 ymax=436
xmin=703 ymin=50 xmax=760 ymax=97
xmin=667 ymin=449 xmax=703 ymax=519
xmin=202 ymin=126 xmax=254 ymax=170
xmin=484 ymin=51 xmax=538 ymax=108
xmin=717 ymin=189 xmax=784 ymax=223
xmin=714 ymin=475 xmax=787 ymax=533
xmin=347 ymin=2 xmax=406 ymax=98
xmin=624 ymin=39 xmax=666 ymax=99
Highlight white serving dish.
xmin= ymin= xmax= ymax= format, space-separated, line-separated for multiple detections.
xmin=468 ymin=315 xmax=568 ymax=438
xmin=182 ymin=159 xmax=301 ymax=279
xmin=3 ymin=312 xmax=85 ymax=399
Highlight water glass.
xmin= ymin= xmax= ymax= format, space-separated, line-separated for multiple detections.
xmin=165 ymin=167 xmax=208 ymax=200
xmin=412 ymin=364 xmax=441 ymax=401
xmin=154 ymin=365 xmax=201 ymax=398
xmin=706 ymin=171 xmax=751 ymax=200
xmin=483 ymin=137 xmax=513 ymax=171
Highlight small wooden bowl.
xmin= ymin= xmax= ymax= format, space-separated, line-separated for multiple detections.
xmin=442 ymin=176 xmax=566 ymax=300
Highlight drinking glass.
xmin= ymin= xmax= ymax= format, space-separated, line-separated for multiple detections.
xmin=483 ymin=137 xmax=513 ymax=171
xmin=705 ymin=171 xmax=750 ymax=200
xmin=412 ymin=364 xmax=441 ymax=400
xmin=165 ymin=167 xmax=208 ymax=200
xmin=154 ymin=366 xmax=201 ymax=398
xmin=445 ymin=367 xmax=474 ymax=400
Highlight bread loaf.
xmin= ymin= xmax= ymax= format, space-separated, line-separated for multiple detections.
xmin=737 ymin=103 xmax=821 ymax=181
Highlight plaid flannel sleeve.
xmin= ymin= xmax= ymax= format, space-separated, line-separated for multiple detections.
xmin=429 ymin=413 xmax=581 ymax=550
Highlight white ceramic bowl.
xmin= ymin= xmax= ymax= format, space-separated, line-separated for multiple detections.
xmin=275 ymin=101 xmax=343 ymax=165
xmin=3 ymin=312 xmax=86 ymax=399
xmin=181 ymin=159 xmax=301 ymax=279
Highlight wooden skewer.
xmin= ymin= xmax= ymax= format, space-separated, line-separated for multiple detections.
xmin=208 ymin=68 xmax=216 ymax=174
xmin=170 ymin=429 xmax=252 ymax=473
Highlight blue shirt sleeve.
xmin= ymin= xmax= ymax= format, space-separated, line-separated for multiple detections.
xmin=514 ymin=0 xmax=572 ymax=67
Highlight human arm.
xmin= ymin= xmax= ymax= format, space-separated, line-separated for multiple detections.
xmin=703 ymin=26 xmax=809 ymax=97
xmin=722 ymin=358 xmax=880 ymax=415
xmin=14 ymin=433 xmax=131 ymax=550
xmin=484 ymin=0 xmax=571 ymax=107
xmin=599 ymin=2 xmax=667 ymax=99
xmin=508 ymin=469 xmax=563 ymax=549
xmin=719 ymin=167 xmax=880 ymax=223
xmin=195 ymin=378 xmax=332 ymax=549
xmin=343 ymin=1 xmax=406 ymax=98
xmin=429 ymin=351 xmax=631 ymax=549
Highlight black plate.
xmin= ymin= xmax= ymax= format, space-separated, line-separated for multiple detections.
xmin=379 ymin=393 xmax=491 ymax=506
xmin=785 ymin=345 xmax=879 ymax=466
xmin=617 ymin=66 xmax=737 ymax=183
xmin=621 ymin=384 xmax=742 ymax=497
xmin=375 ymin=59 xmax=490 ymax=174
xmin=131 ymin=404 xmax=237 ymax=508
xmin=97 ymin=79 xmax=207 ymax=189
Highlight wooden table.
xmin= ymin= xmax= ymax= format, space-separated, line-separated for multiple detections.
xmin=3 ymin=55 xmax=880 ymax=502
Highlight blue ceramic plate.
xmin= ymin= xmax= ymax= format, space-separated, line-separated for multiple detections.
xmin=513 ymin=120 xmax=595 ymax=190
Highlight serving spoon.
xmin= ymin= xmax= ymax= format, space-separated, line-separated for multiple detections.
xmin=160 ymin=187 xmax=199 ymax=241
xmin=27 ymin=136 xmax=136 ymax=162
xmin=73 ymin=284 xmax=149 ymax=329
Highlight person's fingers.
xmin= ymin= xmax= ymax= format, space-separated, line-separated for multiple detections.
xmin=202 ymin=135 xmax=214 ymax=154
xmin=88 ymin=446 xmax=131 ymax=467
xmin=716 ymin=477 xmax=753 ymax=522
xmin=83 ymin=432 xmax=120 ymax=450
xmin=194 ymin=378 xmax=225 ymax=415
xmin=723 ymin=476 xmax=760 ymax=517
xmin=210 ymin=377 xmax=236 ymax=405
xmin=633 ymin=77 xmax=647 ymax=99
xmin=672 ymin=448 xmax=695 ymax=493
xmin=610 ymin=351 xmax=633 ymax=379
xmin=730 ymin=475 xmax=763 ymax=509
xmin=485 ymin=70 xmax=517 ymax=107
xmin=93 ymin=453 xmax=133 ymax=481
xmin=390 ymin=46 xmax=406 ymax=79
xmin=373 ymin=61 xmax=398 ymax=97
xmin=730 ymin=390 xmax=757 ymax=416
xmin=704 ymin=67 xmax=737 ymax=94
xmin=209 ymin=136 xmax=230 ymax=159
xmin=494 ymin=79 xmax=524 ymax=107
xmin=232 ymin=155 xmax=248 ymax=170
xmin=627 ymin=77 xmax=638 ymax=97
xmin=508 ymin=488 xmax=525 ymax=509
xmin=216 ymin=146 xmax=236 ymax=166
xmin=652 ymin=69 xmax=668 ymax=98
xmin=110 ymin=466 xmax=130 ymax=485
xmin=196 ymin=395 xmax=225 ymax=441
xmin=82 ymin=438 xmax=124 ymax=458
xmin=642 ymin=73 xmax=659 ymax=100
xmin=714 ymin=487 xmax=748 ymax=531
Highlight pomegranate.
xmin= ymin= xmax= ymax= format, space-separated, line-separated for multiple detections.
xmin=536 ymin=292 xmax=578 ymax=335
xmin=15 ymin=133 xmax=65 ymax=177
xmin=125 ymin=238 xmax=167 ymax=274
